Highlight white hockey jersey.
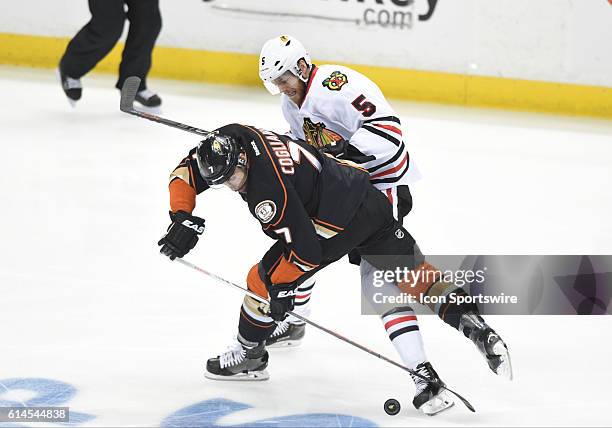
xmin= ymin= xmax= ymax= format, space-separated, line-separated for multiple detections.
xmin=281 ymin=64 xmax=410 ymax=190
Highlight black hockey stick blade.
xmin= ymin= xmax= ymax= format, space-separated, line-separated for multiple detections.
xmin=119 ymin=76 xmax=213 ymax=137
xmin=120 ymin=76 xmax=140 ymax=113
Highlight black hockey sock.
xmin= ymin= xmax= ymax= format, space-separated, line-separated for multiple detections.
xmin=424 ymin=281 xmax=479 ymax=329
xmin=238 ymin=301 xmax=276 ymax=344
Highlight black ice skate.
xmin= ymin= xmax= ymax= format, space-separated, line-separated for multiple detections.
xmin=205 ymin=340 xmax=269 ymax=381
xmin=58 ymin=68 xmax=82 ymax=106
xmin=266 ymin=320 xmax=305 ymax=348
xmin=459 ymin=312 xmax=513 ymax=380
xmin=410 ymin=362 xmax=454 ymax=416
xmin=135 ymin=89 xmax=162 ymax=108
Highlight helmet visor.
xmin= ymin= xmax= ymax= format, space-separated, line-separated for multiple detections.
xmin=263 ymin=80 xmax=280 ymax=95
xmin=262 ymin=70 xmax=299 ymax=95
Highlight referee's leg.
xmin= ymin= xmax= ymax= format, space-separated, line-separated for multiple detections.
xmin=60 ymin=0 xmax=126 ymax=78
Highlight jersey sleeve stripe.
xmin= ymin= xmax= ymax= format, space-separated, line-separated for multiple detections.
xmin=363 ymin=116 xmax=401 ymax=125
xmin=333 ymin=157 xmax=369 ymax=173
xmin=288 ymin=250 xmax=319 ymax=271
xmin=373 ymin=123 xmax=402 ymax=136
xmin=370 ymin=160 xmax=410 ymax=185
xmin=313 ymin=217 xmax=345 ymax=231
xmin=313 ymin=223 xmax=339 ymax=239
xmin=188 ymin=161 xmax=197 ymax=189
xmin=362 ymin=125 xmax=401 ymax=146
xmin=370 ymin=153 xmax=409 ymax=179
xmin=366 ymin=142 xmax=405 ymax=173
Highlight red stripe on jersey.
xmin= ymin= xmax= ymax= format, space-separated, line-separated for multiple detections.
xmin=373 ymin=123 xmax=403 ymax=136
xmin=384 ymin=315 xmax=417 ymax=330
xmin=386 ymin=188 xmax=393 ymax=204
xmin=303 ymin=66 xmax=319 ymax=101
xmin=371 ymin=153 xmax=409 ymax=179
xmin=296 ymin=293 xmax=311 ymax=299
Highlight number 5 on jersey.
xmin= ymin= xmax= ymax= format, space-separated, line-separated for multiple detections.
xmin=352 ymin=95 xmax=377 ymax=117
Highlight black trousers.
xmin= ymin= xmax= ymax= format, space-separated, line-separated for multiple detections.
xmin=348 ymin=184 xmax=413 ymax=265
xmin=60 ymin=0 xmax=162 ymax=91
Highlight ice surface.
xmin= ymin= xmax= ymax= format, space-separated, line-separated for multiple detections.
xmin=0 ymin=66 xmax=611 ymax=427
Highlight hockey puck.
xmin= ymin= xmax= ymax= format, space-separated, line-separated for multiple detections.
xmin=384 ymin=398 xmax=401 ymax=416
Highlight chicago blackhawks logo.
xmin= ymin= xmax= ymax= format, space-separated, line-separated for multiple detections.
xmin=302 ymin=118 xmax=344 ymax=149
xmin=255 ymin=200 xmax=276 ymax=223
xmin=322 ymin=71 xmax=348 ymax=91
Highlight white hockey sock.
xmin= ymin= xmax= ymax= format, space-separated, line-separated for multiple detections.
xmin=381 ymin=307 xmax=427 ymax=370
xmin=286 ymin=276 xmax=315 ymax=325
xmin=360 ymin=259 xmax=427 ymax=370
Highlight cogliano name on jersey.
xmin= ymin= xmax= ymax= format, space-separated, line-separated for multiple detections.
xmin=261 ymin=129 xmax=295 ymax=174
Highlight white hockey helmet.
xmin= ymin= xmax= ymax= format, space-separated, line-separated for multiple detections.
xmin=259 ymin=35 xmax=312 ymax=95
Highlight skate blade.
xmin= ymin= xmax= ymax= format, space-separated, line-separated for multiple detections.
xmin=204 ymin=369 xmax=269 ymax=381
xmin=134 ymin=103 xmax=162 ymax=115
xmin=492 ymin=341 xmax=513 ymax=381
xmin=420 ymin=391 xmax=455 ymax=416
xmin=267 ymin=339 xmax=302 ymax=349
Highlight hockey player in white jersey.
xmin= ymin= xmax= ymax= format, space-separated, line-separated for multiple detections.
xmin=260 ymin=35 xmax=414 ymax=340
xmin=258 ymin=35 xmax=512 ymax=413
xmin=259 ymin=34 xmax=450 ymax=414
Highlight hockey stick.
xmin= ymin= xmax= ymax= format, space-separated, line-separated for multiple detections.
xmin=120 ymin=76 xmax=213 ymax=138
xmin=175 ymin=257 xmax=476 ymax=413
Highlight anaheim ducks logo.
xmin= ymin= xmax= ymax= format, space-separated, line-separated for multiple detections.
xmin=255 ymin=200 xmax=276 ymax=223
xmin=211 ymin=140 xmax=223 ymax=154
xmin=302 ymin=118 xmax=344 ymax=149
xmin=322 ymin=71 xmax=348 ymax=91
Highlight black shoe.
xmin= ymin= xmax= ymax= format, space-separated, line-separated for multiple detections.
xmin=410 ymin=362 xmax=454 ymax=415
xmin=135 ymin=89 xmax=162 ymax=107
xmin=459 ymin=312 xmax=513 ymax=380
xmin=266 ymin=321 xmax=305 ymax=348
xmin=58 ymin=68 xmax=82 ymax=105
xmin=205 ymin=340 xmax=269 ymax=381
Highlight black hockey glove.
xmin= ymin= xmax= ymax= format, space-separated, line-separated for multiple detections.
xmin=158 ymin=211 xmax=206 ymax=260
xmin=265 ymin=280 xmax=298 ymax=322
xmin=321 ymin=139 xmax=348 ymax=159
